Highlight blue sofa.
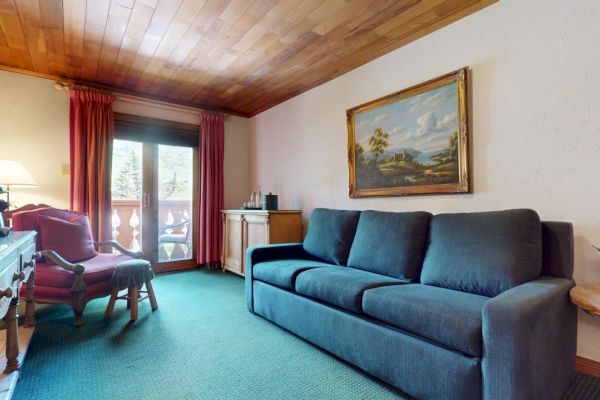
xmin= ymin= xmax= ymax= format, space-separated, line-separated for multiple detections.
xmin=245 ymin=208 xmax=577 ymax=400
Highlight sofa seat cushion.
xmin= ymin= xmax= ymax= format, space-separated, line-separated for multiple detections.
xmin=420 ymin=209 xmax=542 ymax=297
xmin=35 ymin=254 xmax=131 ymax=288
xmin=253 ymin=259 xmax=334 ymax=290
xmin=295 ymin=266 xmax=404 ymax=313
xmin=347 ymin=210 xmax=432 ymax=281
xmin=362 ymin=284 xmax=488 ymax=357
xmin=303 ymin=208 xmax=361 ymax=265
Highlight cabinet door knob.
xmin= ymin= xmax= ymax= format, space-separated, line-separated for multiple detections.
xmin=12 ymin=271 xmax=25 ymax=282
xmin=0 ymin=288 xmax=13 ymax=299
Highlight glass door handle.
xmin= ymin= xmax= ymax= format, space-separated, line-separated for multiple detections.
xmin=143 ymin=193 xmax=150 ymax=208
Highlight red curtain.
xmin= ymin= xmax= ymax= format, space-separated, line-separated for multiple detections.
xmin=197 ymin=113 xmax=225 ymax=267
xmin=69 ymin=89 xmax=115 ymax=243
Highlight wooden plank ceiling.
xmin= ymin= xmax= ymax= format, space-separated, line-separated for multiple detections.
xmin=0 ymin=0 xmax=496 ymax=117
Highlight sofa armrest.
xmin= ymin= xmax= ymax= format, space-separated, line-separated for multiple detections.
xmin=246 ymin=243 xmax=307 ymax=265
xmin=245 ymin=243 xmax=307 ymax=312
xmin=482 ymin=277 xmax=577 ymax=400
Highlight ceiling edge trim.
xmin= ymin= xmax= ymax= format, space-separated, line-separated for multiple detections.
xmin=0 ymin=65 xmax=245 ymax=118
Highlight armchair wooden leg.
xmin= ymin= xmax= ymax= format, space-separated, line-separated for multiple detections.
xmin=25 ymin=272 xmax=36 ymax=327
xmin=71 ymin=291 xmax=86 ymax=327
xmin=146 ymin=280 xmax=158 ymax=311
xmin=130 ymin=286 xmax=139 ymax=321
xmin=103 ymin=287 xmax=119 ymax=320
xmin=126 ymin=287 xmax=131 ymax=310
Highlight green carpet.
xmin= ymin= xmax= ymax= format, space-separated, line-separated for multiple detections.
xmin=11 ymin=269 xmax=600 ymax=400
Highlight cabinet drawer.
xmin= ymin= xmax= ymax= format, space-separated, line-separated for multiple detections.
xmin=0 ymin=247 xmax=19 ymax=272
xmin=0 ymin=258 xmax=19 ymax=317
xmin=243 ymin=214 xmax=267 ymax=224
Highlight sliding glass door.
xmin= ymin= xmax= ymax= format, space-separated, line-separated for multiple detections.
xmin=157 ymin=144 xmax=194 ymax=263
xmin=111 ymin=138 xmax=197 ymax=272
xmin=111 ymin=140 xmax=143 ymax=254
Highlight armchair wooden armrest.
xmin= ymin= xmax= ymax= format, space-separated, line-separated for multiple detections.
xmin=95 ymin=241 xmax=144 ymax=259
xmin=37 ymin=250 xmax=85 ymax=275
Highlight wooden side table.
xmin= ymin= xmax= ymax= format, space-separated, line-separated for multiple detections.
xmin=570 ymin=284 xmax=600 ymax=317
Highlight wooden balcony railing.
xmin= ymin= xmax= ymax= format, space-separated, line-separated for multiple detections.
xmin=111 ymin=199 xmax=141 ymax=252
xmin=111 ymin=199 xmax=192 ymax=261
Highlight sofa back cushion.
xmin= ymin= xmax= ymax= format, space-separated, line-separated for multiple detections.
xmin=38 ymin=214 xmax=98 ymax=262
xmin=347 ymin=210 xmax=432 ymax=281
xmin=420 ymin=209 xmax=542 ymax=297
xmin=303 ymin=208 xmax=361 ymax=265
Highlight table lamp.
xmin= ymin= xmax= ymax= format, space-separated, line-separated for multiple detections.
xmin=0 ymin=160 xmax=38 ymax=234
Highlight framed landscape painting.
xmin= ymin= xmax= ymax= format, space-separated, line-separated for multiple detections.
xmin=347 ymin=68 xmax=470 ymax=197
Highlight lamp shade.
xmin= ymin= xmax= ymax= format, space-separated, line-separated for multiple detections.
xmin=0 ymin=160 xmax=38 ymax=187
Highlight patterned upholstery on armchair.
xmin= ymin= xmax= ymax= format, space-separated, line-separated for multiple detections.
xmin=12 ymin=206 xmax=143 ymax=326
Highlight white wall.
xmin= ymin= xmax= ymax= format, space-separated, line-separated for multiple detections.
xmin=0 ymin=70 xmax=70 ymax=209
xmin=250 ymin=0 xmax=600 ymax=361
xmin=0 ymin=70 xmax=251 ymax=212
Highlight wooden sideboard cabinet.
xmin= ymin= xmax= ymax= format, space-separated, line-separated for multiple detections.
xmin=221 ymin=210 xmax=302 ymax=276
xmin=0 ymin=231 xmax=36 ymax=377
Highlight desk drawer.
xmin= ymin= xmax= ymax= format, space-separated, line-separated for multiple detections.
xmin=0 ymin=258 xmax=19 ymax=316
xmin=20 ymin=243 xmax=36 ymax=281
xmin=0 ymin=247 xmax=18 ymax=272
xmin=21 ymin=243 xmax=35 ymax=270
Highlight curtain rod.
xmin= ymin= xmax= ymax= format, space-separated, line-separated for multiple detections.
xmin=0 ymin=65 xmax=237 ymax=117
xmin=55 ymin=81 xmax=232 ymax=118
xmin=113 ymin=93 xmax=230 ymax=118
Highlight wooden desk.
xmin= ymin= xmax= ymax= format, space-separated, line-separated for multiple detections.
xmin=0 ymin=231 xmax=36 ymax=398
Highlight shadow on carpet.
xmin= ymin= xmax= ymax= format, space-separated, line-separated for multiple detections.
xmin=12 ymin=269 xmax=600 ymax=400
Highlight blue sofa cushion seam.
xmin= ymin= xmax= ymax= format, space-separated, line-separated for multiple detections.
xmin=257 ymin=281 xmax=481 ymax=360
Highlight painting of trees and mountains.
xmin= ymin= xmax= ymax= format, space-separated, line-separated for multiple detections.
xmin=347 ymin=69 xmax=470 ymax=197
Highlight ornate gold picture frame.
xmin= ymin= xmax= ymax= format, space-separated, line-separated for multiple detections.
xmin=347 ymin=68 xmax=471 ymax=197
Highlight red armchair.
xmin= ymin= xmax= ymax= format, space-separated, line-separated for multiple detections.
xmin=12 ymin=206 xmax=143 ymax=326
